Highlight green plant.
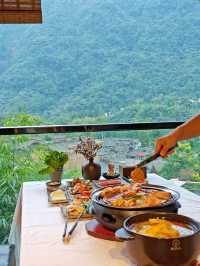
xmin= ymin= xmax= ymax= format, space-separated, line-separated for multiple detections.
xmin=39 ymin=150 xmax=68 ymax=175
xmin=63 ymin=168 xmax=82 ymax=179
xmin=158 ymin=141 xmax=200 ymax=181
xmin=0 ymin=114 xmax=46 ymax=243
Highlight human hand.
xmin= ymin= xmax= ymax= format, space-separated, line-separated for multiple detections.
xmin=155 ymin=133 xmax=177 ymax=157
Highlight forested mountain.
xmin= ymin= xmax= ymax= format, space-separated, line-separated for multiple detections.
xmin=0 ymin=0 xmax=200 ymax=123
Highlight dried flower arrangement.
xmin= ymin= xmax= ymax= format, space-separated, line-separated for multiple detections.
xmin=75 ymin=137 xmax=103 ymax=160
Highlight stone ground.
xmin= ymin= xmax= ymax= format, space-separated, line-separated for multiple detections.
xmin=0 ymin=245 xmax=9 ymax=266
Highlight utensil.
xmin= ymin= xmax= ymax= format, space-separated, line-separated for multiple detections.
xmin=65 ymin=210 xmax=85 ymax=242
xmin=62 ymin=220 xmax=68 ymax=242
xmin=134 ymin=145 xmax=177 ymax=169
xmin=121 ymin=176 xmax=132 ymax=184
xmin=64 ymin=186 xmax=73 ymax=203
xmin=121 ymin=146 xmax=177 ymax=184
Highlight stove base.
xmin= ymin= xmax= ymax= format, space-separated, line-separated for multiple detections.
xmin=85 ymin=219 xmax=121 ymax=241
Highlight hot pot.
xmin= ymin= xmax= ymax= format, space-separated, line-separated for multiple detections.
xmin=115 ymin=212 xmax=200 ymax=266
xmin=91 ymin=184 xmax=180 ymax=231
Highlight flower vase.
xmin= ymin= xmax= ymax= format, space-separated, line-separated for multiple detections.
xmin=82 ymin=158 xmax=101 ymax=180
xmin=50 ymin=167 xmax=63 ymax=183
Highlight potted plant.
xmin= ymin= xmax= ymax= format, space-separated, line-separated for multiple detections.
xmin=75 ymin=137 xmax=103 ymax=180
xmin=39 ymin=149 xmax=68 ymax=182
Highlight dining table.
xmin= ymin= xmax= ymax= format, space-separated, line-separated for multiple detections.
xmin=9 ymin=173 xmax=200 ymax=266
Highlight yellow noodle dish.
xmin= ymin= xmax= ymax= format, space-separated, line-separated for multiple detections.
xmin=131 ymin=218 xmax=193 ymax=239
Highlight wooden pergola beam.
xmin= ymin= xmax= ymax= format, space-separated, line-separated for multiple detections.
xmin=0 ymin=0 xmax=42 ymax=23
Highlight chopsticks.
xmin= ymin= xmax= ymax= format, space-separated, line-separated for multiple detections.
xmin=134 ymin=151 xmax=161 ymax=168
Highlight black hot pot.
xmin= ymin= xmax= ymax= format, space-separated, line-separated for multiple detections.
xmin=91 ymin=184 xmax=180 ymax=231
xmin=115 ymin=212 xmax=200 ymax=266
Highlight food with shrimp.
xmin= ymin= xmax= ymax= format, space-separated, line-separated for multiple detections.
xmin=99 ymin=184 xmax=171 ymax=208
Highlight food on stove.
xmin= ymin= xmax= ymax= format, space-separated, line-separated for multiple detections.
xmin=50 ymin=189 xmax=66 ymax=201
xmin=149 ymin=191 xmax=171 ymax=200
xmin=130 ymin=167 xmax=145 ymax=183
xmin=99 ymin=184 xmax=171 ymax=208
xmin=142 ymin=195 xmax=163 ymax=207
xmin=111 ymin=197 xmax=137 ymax=207
xmin=99 ymin=185 xmax=130 ymax=198
xmin=131 ymin=218 xmax=193 ymax=238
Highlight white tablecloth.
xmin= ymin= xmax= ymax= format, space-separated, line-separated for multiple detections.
xmin=9 ymin=174 xmax=200 ymax=266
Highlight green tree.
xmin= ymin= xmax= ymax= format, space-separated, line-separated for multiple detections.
xmin=158 ymin=141 xmax=200 ymax=181
xmin=0 ymin=114 xmax=45 ymax=243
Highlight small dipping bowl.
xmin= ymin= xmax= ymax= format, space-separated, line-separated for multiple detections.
xmin=46 ymin=181 xmax=61 ymax=192
xmin=102 ymin=172 xmax=120 ymax=179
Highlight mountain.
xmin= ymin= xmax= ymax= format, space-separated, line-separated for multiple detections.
xmin=0 ymin=0 xmax=200 ymax=123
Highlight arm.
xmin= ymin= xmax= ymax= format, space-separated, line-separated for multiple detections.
xmin=174 ymin=113 xmax=200 ymax=141
xmin=155 ymin=113 xmax=200 ymax=157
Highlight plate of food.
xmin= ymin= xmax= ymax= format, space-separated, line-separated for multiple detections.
xmin=66 ymin=177 xmax=93 ymax=200
xmin=93 ymin=178 xmax=123 ymax=188
xmin=60 ymin=178 xmax=94 ymax=219
xmin=48 ymin=188 xmax=68 ymax=204
xmin=61 ymin=200 xmax=92 ymax=220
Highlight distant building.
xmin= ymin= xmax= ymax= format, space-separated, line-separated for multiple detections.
xmin=135 ymin=151 xmax=146 ymax=160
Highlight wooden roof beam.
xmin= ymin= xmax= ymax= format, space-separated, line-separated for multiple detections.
xmin=0 ymin=0 xmax=42 ymax=24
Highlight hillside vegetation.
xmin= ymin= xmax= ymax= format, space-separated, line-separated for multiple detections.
xmin=0 ymin=0 xmax=200 ymax=123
